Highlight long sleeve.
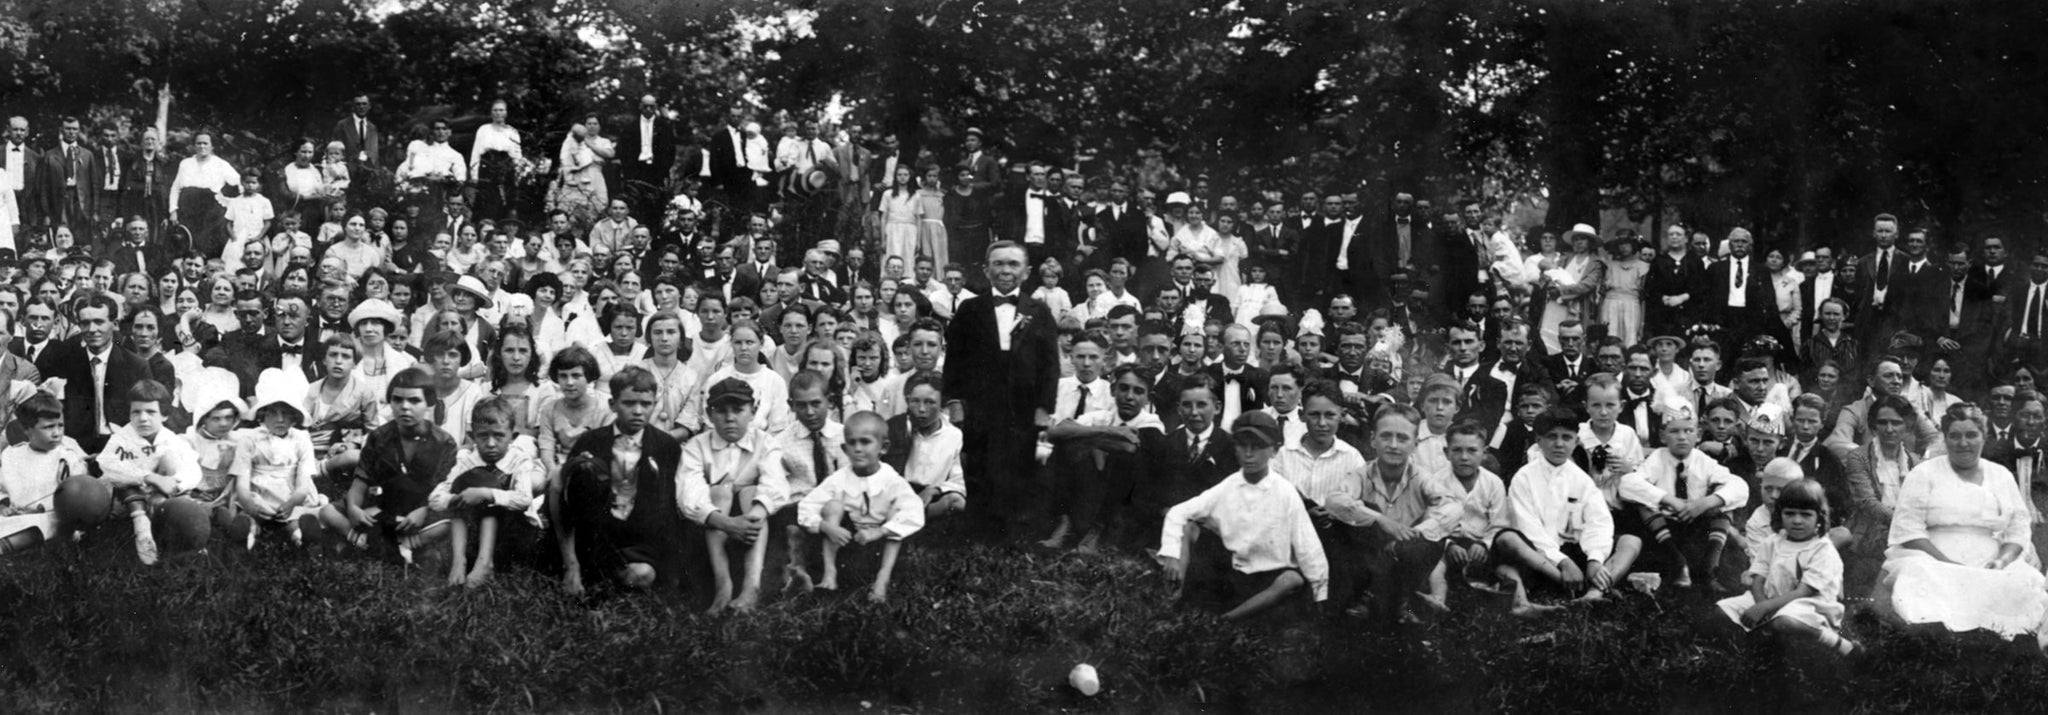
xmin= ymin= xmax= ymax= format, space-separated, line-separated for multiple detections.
xmin=1844 ymin=447 xmax=1882 ymax=515
xmin=429 ymin=449 xmax=482 ymax=512
xmin=1290 ymin=498 xmax=1331 ymax=601
xmin=675 ymin=439 xmax=715 ymax=524
xmin=163 ymin=433 xmax=204 ymax=493
xmin=1156 ymin=484 xmax=1221 ymax=562
xmin=1415 ymin=475 xmax=1463 ymax=542
xmin=1506 ymin=467 xmax=1566 ymax=565
xmin=880 ymin=476 xmax=926 ymax=540
xmin=750 ymin=439 xmax=790 ymax=513
xmin=491 ymin=441 xmax=544 ymax=512
xmin=1577 ymin=481 xmax=1616 ymax=563
xmin=795 ymin=474 xmax=836 ymax=530
xmin=1702 ymin=459 xmax=1750 ymax=514
xmin=1824 ymin=405 xmax=1863 ymax=458
xmin=1617 ymin=469 xmax=1666 ymax=508
xmin=1886 ymin=468 xmax=1933 ymax=548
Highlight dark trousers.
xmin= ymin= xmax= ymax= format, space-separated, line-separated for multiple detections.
xmin=1046 ymin=444 xmax=1138 ymax=540
xmin=1181 ymin=527 xmax=1310 ymax=620
xmin=962 ymin=420 xmax=1040 ymax=538
xmin=1357 ymin=527 xmax=1445 ymax=618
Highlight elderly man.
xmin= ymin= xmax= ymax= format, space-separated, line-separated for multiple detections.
xmin=1823 ymin=356 xmax=1944 ymax=460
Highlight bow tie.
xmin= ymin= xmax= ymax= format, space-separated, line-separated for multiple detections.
xmin=989 ymin=294 xmax=1019 ymax=307
xmin=1030 ymin=191 xmax=1058 ymax=200
xmin=280 ymin=343 xmax=302 ymax=354
xmin=1395 ymin=216 xmax=1411 ymax=225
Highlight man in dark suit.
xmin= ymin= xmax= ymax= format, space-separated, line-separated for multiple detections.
xmin=1432 ymin=199 xmax=1491 ymax=320
xmin=91 ymin=124 xmax=131 ymax=233
xmin=617 ymin=94 xmax=677 ymax=220
xmin=106 ymin=217 xmax=162 ymax=279
xmin=557 ymin=366 xmax=692 ymax=594
xmin=1204 ymin=324 xmax=1269 ymax=429
xmin=16 ymin=299 xmax=71 ymax=376
xmin=997 ymin=161 xmax=1071 ymax=267
xmin=1295 ymin=193 xmax=1347 ymax=309
xmin=38 ymin=117 xmax=100 ymax=236
xmin=2005 ymin=253 xmax=2048 ymax=367
xmin=1148 ymin=372 xmax=1240 ymax=543
xmin=944 ymin=241 xmax=1061 ymax=539
xmin=1331 ymin=191 xmax=1384 ymax=311
xmin=1855 ymin=213 xmax=1907 ymax=351
xmin=702 ymin=102 xmax=754 ymax=216
xmin=1444 ymin=321 xmax=1507 ymax=429
xmin=1540 ymin=319 xmax=1594 ymax=407
xmin=128 ymin=130 xmax=175 ymax=240
xmin=735 ymin=234 xmax=778 ymax=291
xmin=1094 ymin=179 xmax=1150 ymax=268
xmin=331 ymin=94 xmax=383 ymax=186
xmin=1375 ymin=192 xmax=1426 ymax=279
xmin=1890 ymin=227 xmax=1949 ymax=343
xmin=1185 ymin=265 xmax=1233 ymax=327
xmin=1795 ymin=247 xmax=1843 ymax=341
xmin=202 ymin=290 xmax=280 ymax=398
xmin=51 ymin=294 xmax=145 ymax=453
xmin=712 ymin=244 xmax=760 ymax=304
xmin=2 ymin=117 xmax=37 ymax=231
xmin=1619 ymin=345 xmax=1665 ymax=449
xmin=1704 ymin=228 xmax=1775 ymax=338
xmin=1484 ymin=318 xmax=1551 ymax=408
xmin=956 ymin=128 xmax=1000 ymax=194
xmin=271 ymin=294 xmax=324 ymax=383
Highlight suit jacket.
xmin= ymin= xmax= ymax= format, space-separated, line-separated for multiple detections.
xmin=127 ymin=151 xmax=176 ymax=217
xmin=798 ymin=271 xmax=848 ymax=307
xmin=1855 ymin=248 xmax=1909 ymax=327
xmin=1376 ymin=210 xmax=1429 ymax=275
xmin=1156 ymin=423 xmax=1240 ymax=508
xmin=615 ymin=114 xmax=678 ymax=180
xmin=1704 ymin=255 xmax=1774 ymax=326
xmin=202 ymin=329 xmax=282 ymax=397
xmin=49 ymin=338 xmax=148 ymax=444
xmin=1935 ymin=275 xmax=1996 ymax=349
xmin=715 ymin=270 xmax=761 ymax=305
xmin=562 ymin=425 xmax=687 ymax=588
xmin=1093 ymin=203 xmax=1149 ymax=265
xmin=736 ymin=260 xmax=778 ymax=293
xmin=272 ymin=335 xmax=325 ymax=383
xmin=1892 ymin=258 xmax=1947 ymax=337
xmin=35 ymin=141 xmax=100 ymax=228
xmin=1294 ymin=218 xmax=1343 ymax=296
xmin=106 ymin=241 xmax=165 ymax=279
xmin=958 ymin=151 xmax=1000 ymax=193
xmin=998 ymin=188 xmax=1074 ymax=255
xmin=331 ymin=114 xmax=383 ymax=169
xmin=1435 ymin=221 xmax=1488 ymax=312
xmin=1540 ymin=353 xmax=1595 ymax=405
xmin=1203 ymin=363 xmax=1269 ymax=417
xmin=703 ymin=124 xmax=750 ymax=192
xmin=16 ymin=336 xmax=74 ymax=375
xmin=1453 ymin=367 xmax=1508 ymax=430
xmin=942 ymin=291 xmax=1061 ymax=426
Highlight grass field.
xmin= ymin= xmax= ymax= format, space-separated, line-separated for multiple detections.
xmin=4 ymin=522 xmax=2048 ymax=713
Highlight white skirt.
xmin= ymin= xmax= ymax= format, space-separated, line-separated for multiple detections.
xmin=1883 ymin=531 xmax=2048 ymax=639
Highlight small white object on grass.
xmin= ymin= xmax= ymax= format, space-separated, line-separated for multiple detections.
xmin=1068 ymin=663 xmax=1101 ymax=696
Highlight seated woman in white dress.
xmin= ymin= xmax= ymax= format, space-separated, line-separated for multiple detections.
xmin=1879 ymin=404 xmax=2048 ymax=640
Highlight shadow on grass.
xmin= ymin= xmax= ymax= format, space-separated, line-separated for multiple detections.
xmin=1 ymin=527 xmax=2045 ymax=712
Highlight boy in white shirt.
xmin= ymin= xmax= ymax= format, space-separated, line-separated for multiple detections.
xmin=1043 ymin=364 xmax=1166 ymax=552
xmin=1425 ymin=421 xmax=1509 ymax=610
xmin=797 ymin=411 xmax=925 ymax=602
xmin=1618 ymin=407 xmax=1750 ymax=591
xmin=678 ymin=377 xmax=790 ymax=613
xmin=430 ymin=398 xmax=544 ymax=589
xmin=1158 ymin=411 xmax=1329 ymax=622
xmin=889 ymin=372 xmax=965 ymax=518
xmin=1039 ymin=333 xmax=1115 ymax=464
xmin=1492 ymin=407 xmax=1616 ymax=616
xmin=0 ymin=393 xmax=92 ymax=554
xmin=95 ymin=380 xmax=206 ymax=564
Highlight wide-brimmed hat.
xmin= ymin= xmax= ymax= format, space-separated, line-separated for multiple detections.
xmin=179 ymin=367 xmax=248 ymax=422
xmin=252 ymin=369 xmax=308 ymax=422
xmin=448 ymin=275 xmax=496 ymax=310
xmin=347 ymin=298 xmax=404 ymax=331
xmin=1165 ymin=191 xmax=1192 ymax=206
xmin=1567 ymin=223 xmax=1600 ymax=241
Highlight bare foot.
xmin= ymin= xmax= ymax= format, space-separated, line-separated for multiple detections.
xmin=1574 ymin=589 xmax=1607 ymax=604
xmin=464 ymin=564 xmax=495 ymax=589
xmin=1038 ymin=518 xmax=1070 ymax=549
xmin=1510 ymin=602 xmax=1564 ymax=618
xmin=1076 ymin=530 xmax=1101 ymax=556
xmin=782 ymin=565 xmax=814 ymax=594
xmin=1672 ymin=567 xmax=1694 ymax=589
xmin=731 ymin=588 xmax=760 ymax=611
xmin=447 ymin=562 xmax=467 ymax=588
xmin=706 ymin=592 xmax=732 ymax=615
xmin=867 ymin=586 xmax=888 ymax=603
xmin=1415 ymin=592 xmax=1451 ymax=614
xmin=815 ymin=577 xmax=839 ymax=592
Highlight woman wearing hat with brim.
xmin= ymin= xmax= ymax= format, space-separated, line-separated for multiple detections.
xmin=1538 ymin=223 xmax=1607 ymax=352
xmin=348 ymin=298 xmax=417 ymax=395
xmin=442 ymin=274 xmax=498 ymax=381
xmin=1600 ymin=229 xmax=1649 ymax=347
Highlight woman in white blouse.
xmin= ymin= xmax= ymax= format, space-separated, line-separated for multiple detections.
xmin=1879 ymin=405 xmax=2048 ymax=639
xmin=555 ymin=115 xmax=612 ymax=224
xmin=470 ymin=100 xmax=523 ymax=221
xmin=169 ymin=132 xmax=240 ymax=258
xmin=1172 ymin=205 xmax=1224 ymax=274
xmin=281 ymin=140 xmax=326 ymax=229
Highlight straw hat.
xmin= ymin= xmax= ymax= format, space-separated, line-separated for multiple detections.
xmin=448 ymin=275 xmax=497 ymax=310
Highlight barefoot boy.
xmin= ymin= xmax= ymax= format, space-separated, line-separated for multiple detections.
xmin=797 ymin=411 xmax=925 ymax=602
xmin=678 ymin=376 xmax=789 ymax=612
xmin=1044 ymin=364 xmax=1166 ymax=552
xmin=320 ymin=367 xmax=458 ymax=564
xmin=430 ymin=397 xmax=544 ymax=588
xmin=551 ymin=366 xmax=688 ymax=595
xmin=1158 ymin=411 xmax=1330 ymax=621
xmin=1425 ymin=421 xmax=1508 ymax=608
xmin=779 ymin=370 xmax=843 ymax=593
xmin=889 ymin=371 xmax=966 ymax=519
xmin=1493 ymin=407 xmax=1616 ymax=615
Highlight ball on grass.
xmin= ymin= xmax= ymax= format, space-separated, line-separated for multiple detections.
xmin=53 ymin=477 xmax=112 ymax=530
xmin=1068 ymin=663 xmax=1100 ymax=696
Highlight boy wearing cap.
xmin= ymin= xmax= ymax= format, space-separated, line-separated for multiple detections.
xmin=552 ymin=365 xmax=686 ymax=595
xmin=677 ymin=376 xmax=789 ymax=613
xmin=1493 ymin=407 xmax=1615 ymax=615
xmin=1158 ymin=411 xmax=1330 ymax=622
xmin=1618 ymin=408 xmax=1750 ymax=590
xmin=797 ymin=411 xmax=924 ymax=602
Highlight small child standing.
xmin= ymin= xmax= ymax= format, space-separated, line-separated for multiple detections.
xmin=232 ymin=371 xmax=328 ymax=549
xmin=430 ymin=398 xmax=543 ymax=588
xmin=0 ymin=393 xmax=91 ymax=554
xmin=96 ymin=380 xmax=204 ymax=564
xmin=1716 ymin=479 xmax=1857 ymax=656
xmin=798 ymin=411 xmax=925 ymax=602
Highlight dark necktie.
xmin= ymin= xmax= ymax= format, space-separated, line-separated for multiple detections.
xmin=1072 ymin=384 xmax=1089 ymax=419
xmin=1877 ymin=250 xmax=1892 ymax=289
xmin=1675 ymin=461 xmax=1689 ymax=499
xmin=1733 ymin=259 xmax=1743 ymax=289
xmin=812 ymin=431 xmax=830 ymax=480
xmin=1186 ymin=430 xmax=1201 ymax=461
xmin=2028 ymin=284 xmax=2046 ymax=337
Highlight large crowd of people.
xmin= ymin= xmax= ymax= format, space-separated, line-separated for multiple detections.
xmin=0 ymin=92 xmax=2044 ymax=656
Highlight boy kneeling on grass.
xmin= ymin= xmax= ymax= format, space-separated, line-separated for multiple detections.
xmin=0 ymin=393 xmax=98 ymax=555
xmin=1616 ymin=402 xmax=1750 ymax=591
xmin=430 ymin=397 xmax=544 ymax=588
xmin=678 ymin=376 xmax=790 ymax=613
xmin=796 ymin=411 xmax=925 ymax=602
xmin=97 ymin=379 xmax=209 ymax=564
xmin=1716 ymin=478 xmax=1858 ymax=657
xmin=553 ymin=366 xmax=686 ymax=596
xmin=1158 ymin=411 xmax=1330 ymax=622
xmin=229 ymin=370 xmax=327 ymax=550
xmin=319 ymin=367 xmax=458 ymax=564
xmin=1493 ymin=407 xmax=1616 ymax=616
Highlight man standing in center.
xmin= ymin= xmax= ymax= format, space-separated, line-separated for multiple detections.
xmin=945 ymin=241 xmax=1061 ymax=540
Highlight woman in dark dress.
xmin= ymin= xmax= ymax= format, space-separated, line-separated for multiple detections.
xmin=942 ymin=164 xmax=993 ymax=270
xmin=1642 ymin=223 xmax=1703 ymax=338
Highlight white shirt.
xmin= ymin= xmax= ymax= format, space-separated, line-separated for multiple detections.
xmin=778 ymin=420 xmax=843 ymax=501
xmin=1872 ymin=247 xmax=1896 ymax=303
xmin=900 ymin=419 xmax=966 ymax=495
xmin=1023 ymin=191 xmax=1047 ymax=244
xmin=1335 ymin=216 xmax=1362 ymax=271
xmin=1449 ymin=470 xmax=1509 ymax=542
xmin=1808 ymin=271 xmax=1835 ymax=319
xmin=991 ymin=290 xmax=1021 ymax=351
xmin=1262 ymin=406 xmax=1307 ymax=448
xmin=795 ymin=463 xmax=925 ymax=539
xmin=1618 ymin=447 xmax=1750 ymax=514
xmin=1054 ymin=376 xmax=1112 ymax=421
xmin=102 ymin=146 xmax=120 ymax=190
xmin=1506 ymin=457 xmax=1615 ymax=564
xmin=1727 ymin=257 xmax=1749 ymax=308
xmin=638 ymin=116 xmax=656 ymax=162
xmin=469 ymin=123 xmax=522 ymax=169
xmin=1158 ymin=470 xmax=1330 ymax=601
xmin=676 ymin=426 xmax=791 ymax=522
xmin=1274 ymin=439 xmax=1368 ymax=523
xmin=429 ymin=436 xmax=546 ymax=526
xmin=168 ymin=156 xmax=240 ymax=212
xmin=398 ymin=140 xmax=466 ymax=183
xmin=87 ymin=346 xmax=112 ymax=435
xmin=4 ymin=142 xmax=23 ymax=191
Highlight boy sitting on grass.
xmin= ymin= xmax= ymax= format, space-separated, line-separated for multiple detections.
xmin=888 ymin=371 xmax=966 ymax=520
xmin=797 ymin=411 xmax=925 ymax=602
xmin=320 ymin=367 xmax=458 ymax=564
xmin=678 ymin=377 xmax=789 ymax=613
xmin=1353 ymin=402 xmax=1462 ymax=623
xmin=1043 ymin=364 xmax=1166 ymax=552
xmin=230 ymin=372 xmax=327 ymax=550
xmin=430 ymin=397 xmax=543 ymax=588
xmin=0 ymin=393 xmax=93 ymax=554
xmin=552 ymin=366 xmax=689 ymax=596
xmin=1158 ymin=411 xmax=1330 ymax=622
xmin=1617 ymin=405 xmax=1750 ymax=590
xmin=779 ymin=370 xmax=843 ymax=593
xmin=1426 ymin=421 xmax=1508 ymax=608
xmin=97 ymin=380 xmax=205 ymax=564
xmin=1493 ymin=407 xmax=1616 ymax=616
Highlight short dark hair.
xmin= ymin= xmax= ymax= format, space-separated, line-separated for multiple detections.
xmin=15 ymin=391 xmax=61 ymax=426
xmin=610 ymin=364 xmax=659 ymax=397
xmin=126 ymin=379 xmax=172 ymax=406
xmin=387 ymin=366 xmax=439 ymax=405
xmin=549 ymin=345 xmax=602 ymax=382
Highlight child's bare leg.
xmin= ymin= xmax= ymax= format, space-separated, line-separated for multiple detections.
xmin=1493 ymin=533 xmax=1563 ymax=617
xmin=447 ymin=516 xmax=469 ymax=587
xmin=817 ymin=502 xmax=846 ymax=591
xmin=465 ymin=515 xmax=499 ymax=588
xmin=704 ymin=530 xmax=734 ymax=613
xmin=127 ymin=501 xmax=158 ymax=565
xmin=732 ymin=523 xmax=771 ymax=610
xmin=1421 ymin=558 xmax=1451 ymax=611
xmin=1770 ymin=615 xmax=1858 ymax=655
xmin=869 ymin=540 xmax=903 ymax=603
xmin=783 ymin=524 xmax=814 ymax=593
xmin=1222 ymin=570 xmax=1304 ymax=621
xmin=1580 ymin=535 xmax=1640 ymax=602
xmin=315 ymin=504 xmax=356 ymax=549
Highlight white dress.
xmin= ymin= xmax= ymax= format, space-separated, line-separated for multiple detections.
xmin=1881 ymin=459 xmax=2048 ymax=638
xmin=1717 ymin=531 xmax=1847 ymax=633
